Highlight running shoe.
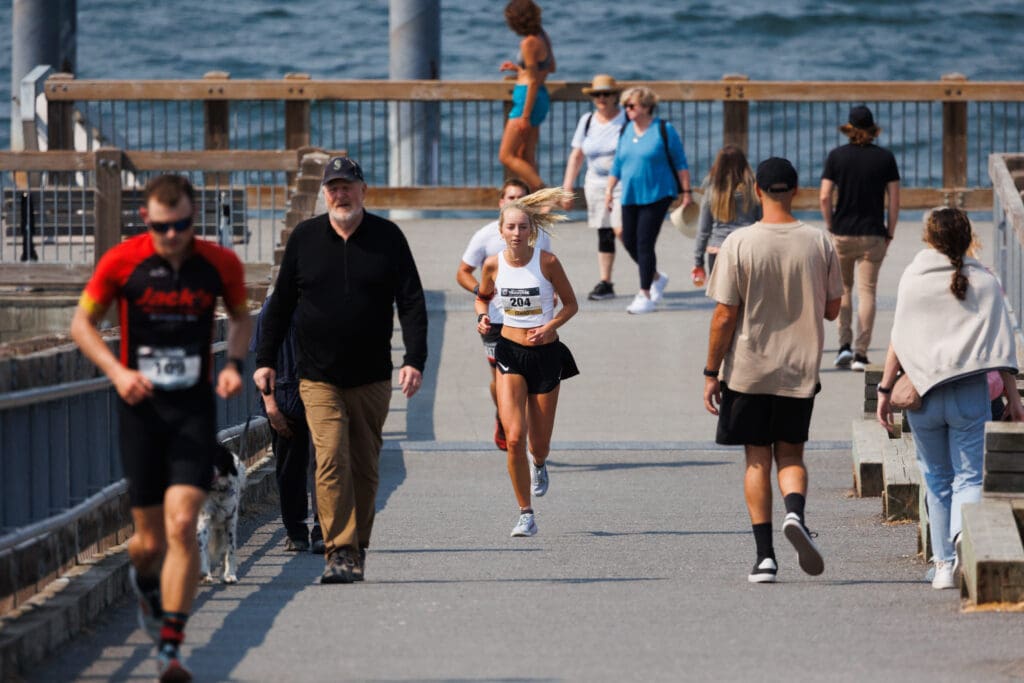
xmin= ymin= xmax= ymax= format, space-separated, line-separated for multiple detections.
xmin=128 ymin=565 xmax=163 ymax=644
xmin=932 ymin=560 xmax=956 ymax=589
xmin=511 ymin=512 xmax=537 ymax=537
xmin=156 ymin=643 xmax=192 ymax=682
xmin=494 ymin=415 xmax=507 ymax=451
xmin=649 ymin=272 xmax=669 ymax=303
xmin=782 ymin=512 xmax=824 ymax=576
xmin=587 ymin=280 xmax=616 ymax=301
xmin=626 ymin=293 xmax=655 ymax=315
xmin=834 ymin=344 xmax=853 ymax=368
xmin=748 ymin=556 xmax=778 ymax=584
xmin=850 ymin=354 xmax=870 ymax=371
xmin=530 ymin=459 xmax=549 ymax=497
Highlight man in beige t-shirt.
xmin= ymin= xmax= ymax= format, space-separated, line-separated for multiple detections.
xmin=702 ymin=157 xmax=843 ymax=585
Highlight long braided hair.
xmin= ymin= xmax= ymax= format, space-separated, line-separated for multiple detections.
xmin=924 ymin=207 xmax=973 ymax=300
xmin=498 ymin=187 xmax=574 ymax=246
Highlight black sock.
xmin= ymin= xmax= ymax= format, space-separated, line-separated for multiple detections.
xmin=784 ymin=493 xmax=806 ymax=521
xmin=752 ymin=523 xmax=774 ymax=560
xmin=160 ymin=611 xmax=188 ymax=649
xmin=520 ymin=507 xmax=533 ymax=514
xmin=134 ymin=570 xmax=160 ymax=593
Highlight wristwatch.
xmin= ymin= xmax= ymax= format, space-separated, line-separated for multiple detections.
xmin=703 ymin=367 xmax=719 ymax=378
xmin=477 ymin=313 xmax=488 ymax=323
xmin=877 ymin=385 xmax=892 ymax=394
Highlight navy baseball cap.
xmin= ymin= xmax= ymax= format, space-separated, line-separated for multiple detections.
xmin=848 ymin=105 xmax=876 ymax=130
xmin=755 ymin=157 xmax=798 ymax=193
xmin=321 ymin=156 xmax=364 ymax=185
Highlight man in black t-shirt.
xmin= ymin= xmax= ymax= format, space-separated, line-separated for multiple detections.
xmin=819 ymin=106 xmax=900 ymax=371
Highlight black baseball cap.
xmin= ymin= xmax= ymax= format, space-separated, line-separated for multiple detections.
xmin=755 ymin=157 xmax=798 ymax=193
xmin=321 ymin=156 xmax=364 ymax=185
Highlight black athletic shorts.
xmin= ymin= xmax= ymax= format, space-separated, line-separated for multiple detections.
xmin=118 ymin=383 xmax=217 ymax=507
xmin=494 ymin=336 xmax=579 ymax=395
xmin=481 ymin=323 xmax=503 ymax=367
xmin=715 ymin=382 xmax=819 ymax=446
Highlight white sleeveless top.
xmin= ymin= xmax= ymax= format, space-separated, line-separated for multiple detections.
xmin=495 ymin=247 xmax=555 ymax=328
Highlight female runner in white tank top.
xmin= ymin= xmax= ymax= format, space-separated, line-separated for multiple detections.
xmin=475 ymin=188 xmax=579 ymax=538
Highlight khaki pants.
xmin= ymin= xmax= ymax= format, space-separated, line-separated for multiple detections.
xmin=831 ymin=235 xmax=888 ymax=357
xmin=300 ymin=379 xmax=391 ymax=555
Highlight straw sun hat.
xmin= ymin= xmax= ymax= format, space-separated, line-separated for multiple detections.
xmin=669 ymin=196 xmax=702 ymax=238
xmin=581 ymin=74 xmax=620 ymax=95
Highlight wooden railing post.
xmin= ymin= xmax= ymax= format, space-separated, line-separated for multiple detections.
xmin=722 ymin=74 xmax=750 ymax=153
xmin=93 ymin=148 xmax=123 ymax=265
xmin=45 ymin=72 xmax=75 ymax=151
xmin=284 ymin=73 xmax=311 ymax=187
xmin=204 ymin=71 xmax=230 ymax=187
xmin=942 ymin=73 xmax=968 ymax=203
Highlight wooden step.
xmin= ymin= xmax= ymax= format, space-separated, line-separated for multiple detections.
xmin=983 ymin=422 xmax=1024 ymax=497
xmin=960 ymin=500 xmax=1024 ymax=604
xmin=851 ymin=419 xmax=885 ymax=497
xmin=883 ymin=434 xmax=920 ymax=521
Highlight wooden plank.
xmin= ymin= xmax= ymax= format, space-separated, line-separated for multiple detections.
xmin=0 ymin=151 xmax=95 ymax=171
xmin=365 ymin=187 xmax=502 ymax=210
xmin=985 ymin=421 xmax=1024 ymax=452
xmin=122 ymin=150 xmax=298 ymax=172
xmin=986 ymin=452 xmax=1024 ymax=473
xmin=983 ymin=472 xmax=1024 ymax=494
xmin=851 ymin=420 xmax=884 ymax=497
xmin=46 ymin=78 xmax=1024 ymax=103
xmin=883 ymin=434 xmax=920 ymax=521
xmin=960 ymin=501 xmax=1024 ymax=605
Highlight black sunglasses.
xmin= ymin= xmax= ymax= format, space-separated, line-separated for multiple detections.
xmin=148 ymin=217 xmax=194 ymax=234
xmin=590 ymin=91 xmax=617 ymax=98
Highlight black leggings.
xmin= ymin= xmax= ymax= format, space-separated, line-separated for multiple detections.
xmin=621 ymin=196 xmax=673 ymax=291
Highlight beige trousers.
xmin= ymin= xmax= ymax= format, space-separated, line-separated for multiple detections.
xmin=831 ymin=234 xmax=888 ymax=357
xmin=300 ymin=379 xmax=391 ymax=555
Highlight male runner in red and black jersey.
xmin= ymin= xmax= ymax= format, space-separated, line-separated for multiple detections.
xmin=70 ymin=174 xmax=251 ymax=682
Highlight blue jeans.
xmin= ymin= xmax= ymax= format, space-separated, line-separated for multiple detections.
xmin=906 ymin=373 xmax=987 ymax=562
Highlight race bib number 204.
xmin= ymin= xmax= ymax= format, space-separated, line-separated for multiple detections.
xmin=137 ymin=346 xmax=201 ymax=390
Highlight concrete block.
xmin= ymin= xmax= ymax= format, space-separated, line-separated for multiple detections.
xmin=883 ymin=434 xmax=920 ymax=521
xmin=851 ymin=420 xmax=884 ymax=497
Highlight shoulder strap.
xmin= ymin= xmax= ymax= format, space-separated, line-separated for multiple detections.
xmin=659 ymin=119 xmax=683 ymax=194
xmin=619 ymin=119 xmax=630 ymax=138
xmin=584 ymin=112 xmax=594 ymax=137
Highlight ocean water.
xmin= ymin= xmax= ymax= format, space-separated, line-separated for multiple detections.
xmin=3 ymin=0 xmax=1024 ymax=150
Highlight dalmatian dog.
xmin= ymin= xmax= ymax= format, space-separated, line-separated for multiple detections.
xmin=198 ymin=445 xmax=246 ymax=584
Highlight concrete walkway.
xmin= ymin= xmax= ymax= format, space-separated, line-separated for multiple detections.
xmin=26 ymin=215 xmax=1024 ymax=681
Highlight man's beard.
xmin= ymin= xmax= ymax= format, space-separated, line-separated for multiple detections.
xmin=329 ymin=205 xmax=362 ymax=224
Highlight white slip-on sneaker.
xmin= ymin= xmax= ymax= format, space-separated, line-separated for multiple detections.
xmin=511 ymin=512 xmax=538 ymax=537
xmin=626 ymin=293 xmax=655 ymax=315
xmin=650 ymin=272 xmax=669 ymax=303
xmin=782 ymin=512 xmax=824 ymax=576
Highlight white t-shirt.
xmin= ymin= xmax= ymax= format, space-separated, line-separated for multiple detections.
xmin=571 ymin=110 xmax=627 ymax=183
xmin=462 ymin=220 xmax=552 ymax=324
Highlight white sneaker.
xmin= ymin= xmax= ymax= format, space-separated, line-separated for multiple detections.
xmin=782 ymin=512 xmax=824 ymax=576
xmin=530 ymin=459 xmax=549 ymax=497
xmin=748 ymin=556 xmax=778 ymax=584
xmin=511 ymin=512 xmax=537 ymax=537
xmin=932 ymin=560 xmax=956 ymax=589
xmin=626 ymin=292 xmax=655 ymax=315
xmin=649 ymin=272 xmax=669 ymax=303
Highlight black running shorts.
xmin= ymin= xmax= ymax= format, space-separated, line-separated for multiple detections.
xmin=715 ymin=382 xmax=819 ymax=446
xmin=118 ymin=384 xmax=217 ymax=507
xmin=494 ymin=337 xmax=579 ymax=395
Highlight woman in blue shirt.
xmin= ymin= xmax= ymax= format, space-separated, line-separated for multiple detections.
xmin=606 ymin=87 xmax=692 ymax=314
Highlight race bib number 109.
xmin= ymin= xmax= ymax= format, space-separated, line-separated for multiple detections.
xmin=137 ymin=346 xmax=201 ymax=390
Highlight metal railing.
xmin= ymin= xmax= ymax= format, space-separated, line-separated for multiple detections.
xmin=29 ymin=72 xmax=1024 ymax=210
xmin=0 ymin=341 xmax=264 ymax=533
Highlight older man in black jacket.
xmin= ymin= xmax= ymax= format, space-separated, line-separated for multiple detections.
xmin=255 ymin=156 xmax=428 ymax=584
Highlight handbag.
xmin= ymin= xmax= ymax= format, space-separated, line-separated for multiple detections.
xmin=890 ymin=372 xmax=921 ymax=411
